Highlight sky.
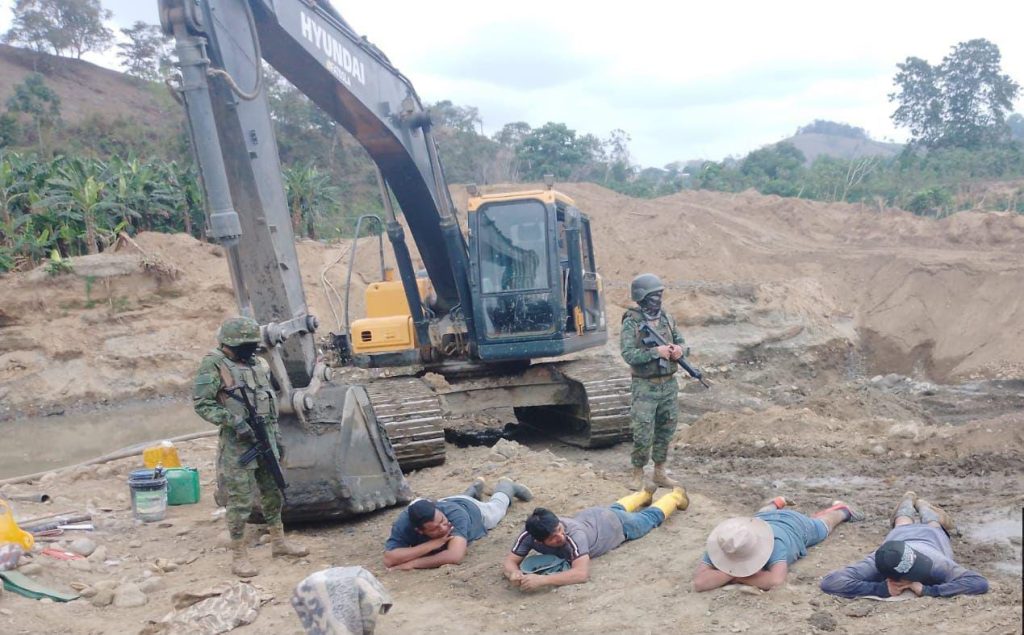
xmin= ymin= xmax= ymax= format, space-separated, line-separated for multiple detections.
xmin=2 ymin=0 xmax=1022 ymax=167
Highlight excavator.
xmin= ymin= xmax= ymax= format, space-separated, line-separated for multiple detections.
xmin=158 ymin=0 xmax=632 ymax=521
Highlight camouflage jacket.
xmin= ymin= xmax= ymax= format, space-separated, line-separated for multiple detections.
xmin=620 ymin=307 xmax=684 ymax=378
xmin=193 ymin=349 xmax=280 ymax=464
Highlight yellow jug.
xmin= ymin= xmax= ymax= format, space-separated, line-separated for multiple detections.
xmin=143 ymin=441 xmax=182 ymax=469
xmin=0 ymin=499 xmax=35 ymax=550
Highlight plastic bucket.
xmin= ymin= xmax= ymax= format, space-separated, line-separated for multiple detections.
xmin=165 ymin=467 xmax=200 ymax=506
xmin=128 ymin=469 xmax=168 ymax=522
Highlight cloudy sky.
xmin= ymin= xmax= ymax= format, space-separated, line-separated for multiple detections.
xmin=2 ymin=1 xmax=1022 ymax=166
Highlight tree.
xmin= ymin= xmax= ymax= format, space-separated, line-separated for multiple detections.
xmin=5 ymin=73 xmax=62 ymax=153
xmin=3 ymin=0 xmax=114 ymax=59
xmin=517 ymin=122 xmax=600 ymax=181
xmin=117 ymin=21 xmax=172 ymax=82
xmin=890 ymin=39 xmax=1021 ymax=149
xmin=739 ymin=142 xmax=806 ymax=196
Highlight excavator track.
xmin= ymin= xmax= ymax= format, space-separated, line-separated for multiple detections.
xmin=514 ymin=358 xmax=634 ymax=448
xmin=364 ymin=377 xmax=446 ymax=472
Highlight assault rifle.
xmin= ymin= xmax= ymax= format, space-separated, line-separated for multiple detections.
xmin=228 ymin=385 xmax=289 ymax=493
xmin=639 ymin=322 xmax=711 ymax=389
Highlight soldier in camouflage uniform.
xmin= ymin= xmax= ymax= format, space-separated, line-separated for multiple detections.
xmin=193 ymin=316 xmax=308 ymax=577
xmin=620 ymin=274 xmax=687 ymax=490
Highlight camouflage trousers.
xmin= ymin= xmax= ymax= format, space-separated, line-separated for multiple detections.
xmin=218 ymin=438 xmax=283 ymax=540
xmin=630 ymin=375 xmax=679 ymax=468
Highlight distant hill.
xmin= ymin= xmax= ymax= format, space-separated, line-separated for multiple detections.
xmin=0 ymin=44 xmax=180 ymax=141
xmin=781 ymin=131 xmax=903 ymax=164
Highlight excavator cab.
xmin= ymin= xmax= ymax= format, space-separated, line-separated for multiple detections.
xmin=468 ymin=189 xmax=607 ymax=361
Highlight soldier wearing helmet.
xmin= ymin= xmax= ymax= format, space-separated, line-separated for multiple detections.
xmin=620 ymin=274 xmax=687 ymax=490
xmin=192 ymin=316 xmax=308 ymax=577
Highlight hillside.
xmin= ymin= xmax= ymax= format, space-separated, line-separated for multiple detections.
xmin=0 ymin=44 xmax=178 ymax=128
xmin=781 ymin=131 xmax=903 ymax=163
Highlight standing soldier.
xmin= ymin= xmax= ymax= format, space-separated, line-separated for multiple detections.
xmin=193 ymin=316 xmax=308 ymax=577
xmin=620 ymin=274 xmax=686 ymax=490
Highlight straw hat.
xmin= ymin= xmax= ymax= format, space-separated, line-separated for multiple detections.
xmin=706 ymin=517 xmax=774 ymax=577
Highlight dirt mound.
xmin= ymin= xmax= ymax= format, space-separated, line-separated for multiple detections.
xmin=3 ymin=183 xmax=1024 ymax=416
xmin=676 ymin=403 xmax=1024 ymax=462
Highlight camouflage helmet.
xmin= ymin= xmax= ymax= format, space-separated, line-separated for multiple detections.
xmin=630 ymin=273 xmax=665 ymax=302
xmin=217 ymin=316 xmax=262 ymax=347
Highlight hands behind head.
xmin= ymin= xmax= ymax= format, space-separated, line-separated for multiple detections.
xmin=887 ymin=579 xmax=924 ymax=597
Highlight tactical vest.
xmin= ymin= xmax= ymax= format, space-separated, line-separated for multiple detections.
xmin=623 ymin=308 xmax=677 ymax=379
xmin=210 ymin=349 xmax=278 ymax=422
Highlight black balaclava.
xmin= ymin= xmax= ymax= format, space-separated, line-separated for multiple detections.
xmin=640 ymin=291 xmax=663 ymax=320
xmin=230 ymin=342 xmax=260 ymax=362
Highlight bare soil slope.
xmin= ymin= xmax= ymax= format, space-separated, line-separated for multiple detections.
xmin=3 ymin=184 xmax=1024 ymax=417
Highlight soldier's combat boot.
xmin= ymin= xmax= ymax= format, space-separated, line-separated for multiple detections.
xmin=495 ymin=477 xmax=533 ymax=502
xmin=616 ymin=482 xmax=656 ymax=512
xmin=652 ymin=487 xmax=689 ymax=519
xmin=629 ymin=466 xmax=645 ymax=490
xmin=916 ymin=497 xmax=958 ymax=536
xmin=230 ymin=538 xmax=259 ymax=577
xmin=269 ymin=524 xmax=309 ymax=558
xmin=462 ymin=477 xmax=485 ymax=500
xmin=653 ymin=463 xmax=680 ymax=488
xmin=891 ymin=491 xmax=918 ymax=527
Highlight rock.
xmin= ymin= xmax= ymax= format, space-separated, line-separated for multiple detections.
xmin=845 ymin=602 xmax=874 ymax=618
xmin=730 ymin=621 xmax=750 ymax=633
xmin=490 ymin=439 xmax=521 ymax=459
xmin=128 ymin=539 xmax=143 ymax=549
xmin=154 ymin=558 xmax=178 ymax=572
xmin=807 ymin=611 xmax=837 ymax=632
xmin=0 ymin=608 xmax=11 ymax=616
xmin=69 ymin=538 xmax=98 ymax=557
xmin=38 ymin=598 xmax=53 ymax=604
xmin=870 ymin=444 xmax=887 ymax=456
xmin=90 ymin=589 xmax=115 ymax=607
xmin=113 ymin=583 xmax=148 ymax=608
xmin=18 ymin=562 xmax=43 ymax=576
xmin=888 ymin=421 xmax=921 ymax=440
xmin=79 ymin=586 xmax=98 ymax=598
xmin=94 ymin=579 xmax=119 ymax=591
xmin=68 ymin=559 xmax=92 ymax=572
xmin=96 ymin=465 xmax=114 ymax=478
xmin=753 ymin=439 xmax=766 ymax=449
xmin=87 ymin=545 xmax=108 ymax=563
xmin=139 ymin=577 xmax=165 ymax=594
xmin=40 ymin=471 xmax=59 ymax=484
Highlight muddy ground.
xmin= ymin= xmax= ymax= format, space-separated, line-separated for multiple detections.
xmin=1 ymin=351 xmax=1021 ymax=635
xmin=1 ymin=185 xmax=1022 ymax=634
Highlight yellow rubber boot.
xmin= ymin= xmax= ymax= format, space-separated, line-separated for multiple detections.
xmin=652 ymin=487 xmax=689 ymax=520
xmin=616 ymin=489 xmax=654 ymax=512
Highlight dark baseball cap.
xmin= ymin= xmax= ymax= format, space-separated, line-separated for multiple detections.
xmin=408 ymin=499 xmax=437 ymax=528
xmin=875 ymin=540 xmax=934 ymax=582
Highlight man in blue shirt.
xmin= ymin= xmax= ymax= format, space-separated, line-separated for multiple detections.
xmin=821 ymin=491 xmax=989 ymax=598
xmin=693 ymin=496 xmax=863 ymax=592
xmin=383 ymin=477 xmax=532 ymax=570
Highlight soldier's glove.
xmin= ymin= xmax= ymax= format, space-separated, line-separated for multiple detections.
xmin=233 ymin=419 xmax=256 ymax=443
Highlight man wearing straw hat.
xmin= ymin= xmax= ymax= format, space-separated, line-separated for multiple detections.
xmin=693 ymin=497 xmax=863 ymax=592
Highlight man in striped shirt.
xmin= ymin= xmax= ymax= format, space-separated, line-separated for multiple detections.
xmin=503 ymin=486 xmax=688 ymax=591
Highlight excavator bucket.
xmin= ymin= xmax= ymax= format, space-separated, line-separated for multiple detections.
xmin=277 ymin=383 xmax=413 ymax=522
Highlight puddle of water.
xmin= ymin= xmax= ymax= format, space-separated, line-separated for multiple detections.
xmin=962 ymin=508 xmax=1023 ymax=575
xmin=0 ymin=400 xmax=208 ymax=479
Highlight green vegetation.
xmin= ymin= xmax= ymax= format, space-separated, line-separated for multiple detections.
xmin=1 ymin=17 xmax=1022 ymax=276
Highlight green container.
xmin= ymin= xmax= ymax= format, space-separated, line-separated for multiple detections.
xmin=164 ymin=467 xmax=200 ymax=506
